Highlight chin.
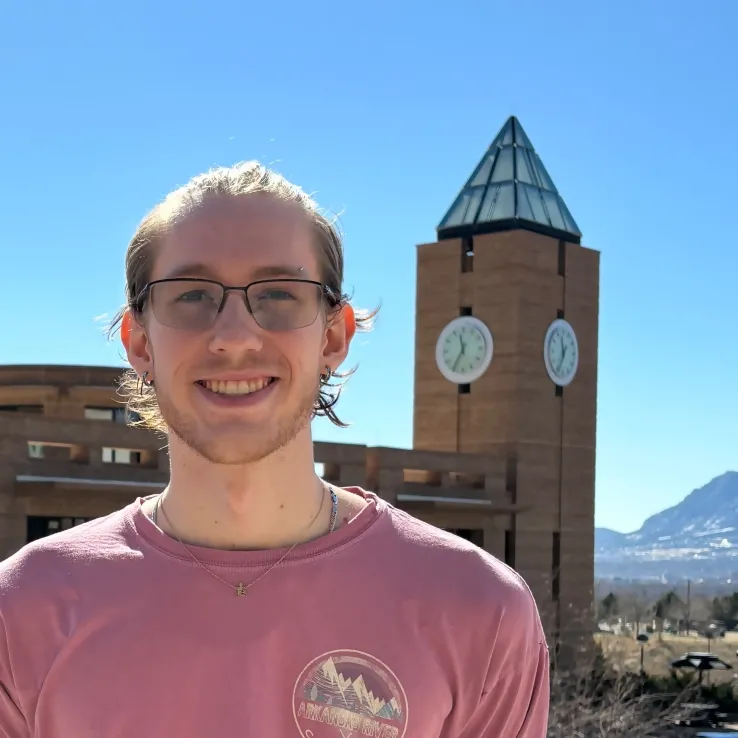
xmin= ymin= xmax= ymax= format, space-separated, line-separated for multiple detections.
xmin=161 ymin=383 xmax=317 ymax=465
xmin=194 ymin=431 xmax=286 ymax=465
xmin=170 ymin=415 xmax=311 ymax=466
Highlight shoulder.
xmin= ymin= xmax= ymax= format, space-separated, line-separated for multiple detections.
xmin=0 ymin=506 xmax=134 ymax=607
xmin=363 ymin=495 xmax=547 ymax=696
xmin=370 ymin=496 xmax=544 ymax=641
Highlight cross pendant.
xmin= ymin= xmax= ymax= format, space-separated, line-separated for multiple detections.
xmin=236 ymin=583 xmax=247 ymax=597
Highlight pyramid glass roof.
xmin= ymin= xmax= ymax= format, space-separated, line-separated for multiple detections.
xmin=438 ymin=117 xmax=581 ymax=243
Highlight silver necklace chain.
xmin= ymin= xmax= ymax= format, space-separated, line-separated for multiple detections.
xmin=151 ymin=484 xmax=339 ymax=597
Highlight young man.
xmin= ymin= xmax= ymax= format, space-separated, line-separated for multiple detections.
xmin=0 ymin=163 xmax=549 ymax=737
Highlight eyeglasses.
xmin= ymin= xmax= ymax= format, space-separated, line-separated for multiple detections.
xmin=135 ymin=278 xmax=339 ymax=332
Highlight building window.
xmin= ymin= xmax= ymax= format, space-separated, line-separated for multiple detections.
xmin=85 ymin=407 xmax=136 ymax=424
xmin=102 ymin=448 xmax=141 ymax=465
xmin=505 ymin=530 xmax=516 ymax=568
xmin=27 ymin=516 xmax=92 ymax=543
xmin=446 ymin=529 xmax=484 ymax=547
xmin=27 ymin=443 xmax=45 ymax=459
xmin=506 ymin=456 xmax=518 ymax=498
xmin=85 ymin=407 xmax=114 ymax=421
xmin=461 ymin=237 xmax=474 ymax=273
xmin=552 ymin=532 xmax=561 ymax=602
xmin=0 ymin=405 xmax=43 ymax=413
xmin=558 ymin=240 xmax=566 ymax=276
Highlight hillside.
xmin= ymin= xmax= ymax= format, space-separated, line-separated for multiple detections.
xmin=596 ymin=472 xmax=738 ymax=582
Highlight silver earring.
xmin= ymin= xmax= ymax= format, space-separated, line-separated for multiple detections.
xmin=140 ymin=371 xmax=154 ymax=394
xmin=321 ymin=366 xmax=332 ymax=383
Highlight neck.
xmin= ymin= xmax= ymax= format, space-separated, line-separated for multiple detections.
xmin=158 ymin=426 xmax=328 ymax=550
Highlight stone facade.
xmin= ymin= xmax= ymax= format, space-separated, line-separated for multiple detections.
xmin=413 ymin=229 xmax=599 ymax=658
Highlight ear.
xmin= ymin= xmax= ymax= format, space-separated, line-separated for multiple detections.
xmin=343 ymin=303 xmax=356 ymax=342
xmin=121 ymin=309 xmax=153 ymax=378
xmin=322 ymin=303 xmax=356 ymax=371
xmin=120 ymin=310 xmax=133 ymax=351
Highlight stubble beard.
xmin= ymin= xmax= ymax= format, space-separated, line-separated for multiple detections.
xmin=158 ymin=376 xmax=320 ymax=465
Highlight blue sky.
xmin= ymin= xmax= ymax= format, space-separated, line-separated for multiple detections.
xmin=1 ymin=0 xmax=736 ymax=533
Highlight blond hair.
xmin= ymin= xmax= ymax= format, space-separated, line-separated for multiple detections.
xmin=108 ymin=161 xmax=375 ymax=432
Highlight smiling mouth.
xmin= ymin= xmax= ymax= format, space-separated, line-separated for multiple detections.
xmin=196 ymin=378 xmax=276 ymax=396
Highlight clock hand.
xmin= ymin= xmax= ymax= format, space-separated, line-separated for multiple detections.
xmin=558 ymin=346 xmax=567 ymax=374
xmin=452 ymin=335 xmax=466 ymax=371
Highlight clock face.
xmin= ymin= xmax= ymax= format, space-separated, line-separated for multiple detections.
xmin=543 ymin=319 xmax=579 ymax=386
xmin=435 ymin=316 xmax=494 ymax=384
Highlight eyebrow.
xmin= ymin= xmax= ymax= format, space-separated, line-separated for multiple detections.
xmin=161 ymin=263 xmax=308 ymax=281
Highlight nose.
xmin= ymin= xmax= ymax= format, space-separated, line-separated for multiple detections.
xmin=207 ymin=290 xmax=264 ymax=354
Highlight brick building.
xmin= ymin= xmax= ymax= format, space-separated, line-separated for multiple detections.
xmin=0 ymin=116 xmax=598 ymax=655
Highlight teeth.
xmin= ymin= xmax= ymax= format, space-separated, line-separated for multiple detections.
xmin=202 ymin=379 xmax=271 ymax=395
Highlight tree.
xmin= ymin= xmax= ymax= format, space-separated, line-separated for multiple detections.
xmin=689 ymin=596 xmax=713 ymax=632
xmin=548 ymin=639 xmax=697 ymax=737
xmin=711 ymin=591 xmax=738 ymax=629
xmin=653 ymin=590 xmax=683 ymax=639
xmin=599 ymin=592 xmax=619 ymax=622
xmin=619 ymin=587 xmax=652 ymax=637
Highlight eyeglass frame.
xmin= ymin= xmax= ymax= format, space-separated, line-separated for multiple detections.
xmin=132 ymin=277 xmax=343 ymax=330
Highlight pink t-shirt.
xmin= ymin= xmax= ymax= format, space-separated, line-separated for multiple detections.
xmin=0 ymin=488 xmax=549 ymax=737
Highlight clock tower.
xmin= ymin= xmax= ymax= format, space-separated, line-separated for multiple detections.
xmin=413 ymin=117 xmax=599 ymax=650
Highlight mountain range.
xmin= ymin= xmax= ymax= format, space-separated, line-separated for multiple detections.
xmin=595 ymin=471 xmax=738 ymax=582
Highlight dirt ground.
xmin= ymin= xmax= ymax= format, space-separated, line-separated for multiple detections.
xmin=596 ymin=630 xmax=738 ymax=685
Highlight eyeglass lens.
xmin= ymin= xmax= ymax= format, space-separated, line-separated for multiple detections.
xmin=149 ymin=279 xmax=324 ymax=331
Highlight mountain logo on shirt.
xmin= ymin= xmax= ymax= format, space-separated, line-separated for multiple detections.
xmin=292 ymin=649 xmax=408 ymax=738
